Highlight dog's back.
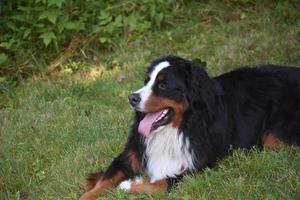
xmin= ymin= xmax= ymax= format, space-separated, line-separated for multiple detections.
xmin=215 ymin=65 xmax=300 ymax=147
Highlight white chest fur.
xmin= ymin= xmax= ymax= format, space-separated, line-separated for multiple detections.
xmin=143 ymin=125 xmax=195 ymax=182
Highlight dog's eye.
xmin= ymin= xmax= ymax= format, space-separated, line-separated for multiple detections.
xmin=158 ymin=82 xmax=167 ymax=90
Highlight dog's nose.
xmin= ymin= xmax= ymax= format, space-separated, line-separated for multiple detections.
xmin=128 ymin=93 xmax=141 ymax=107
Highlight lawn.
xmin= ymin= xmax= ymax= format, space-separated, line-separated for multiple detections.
xmin=1 ymin=1 xmax=300 ymax=199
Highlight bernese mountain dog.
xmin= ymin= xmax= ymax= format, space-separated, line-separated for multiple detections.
xmin=80 ymin=56 xmax=300 ymax=200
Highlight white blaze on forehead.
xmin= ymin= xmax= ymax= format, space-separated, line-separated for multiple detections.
xmin=135 ymin=61 xmax=170 ymax=110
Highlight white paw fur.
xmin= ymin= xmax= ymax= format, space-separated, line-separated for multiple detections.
xmin=118 ymin=176 xmax=143 ymax=191
xmin=118 ymin=180 xmax=132 ymax=191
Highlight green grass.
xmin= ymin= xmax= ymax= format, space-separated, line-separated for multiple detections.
xmin=1 ymin=1 xmax=300 ymax=199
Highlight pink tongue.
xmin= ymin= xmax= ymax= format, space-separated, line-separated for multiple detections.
xmin=138 ymin=111 xmax=163 ymax=137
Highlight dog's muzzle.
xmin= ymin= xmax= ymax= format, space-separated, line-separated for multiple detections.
xmin=128 ymin=93 xmax=141 ymax=107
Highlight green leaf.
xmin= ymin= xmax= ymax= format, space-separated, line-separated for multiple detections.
xmin=39 ymin=32 xmax=56 ymax=47
xmin=6 ymin=22 xmax=18 ymax=31
xmin=65 ymin=22 xmax=81 ymax=30
xmin=99 ymin=37 xmax=110 ymax=43
xmin=56 ymin=15 xmax=68 ymax=32
xmin=139 ymin=21 xmax=151 ymax=31
xmin=35 ymin=0 xmax=46 ymax=4
xmin=98 ymin=16 xmax=113 ymax=26
xmin=34 ymin=23 xmax=45 ymax=29
xmin=98 ymin=11 xmax=110 ymax=20
xmin=23 ymin=29 xmax=31 ymax=39
xmin=11 ymin=14 xmax=27 ymax=22
xmin=39 ymin=9 xmax=61 ymax=24
xmin=48 ymin=0 xmax=64 ymax=8
xmin=126 ymin=14 xmax=138 ymax=31
xmin=150 ymin=4 xmax=156 ymax=19
xmin=98 ymin=11 xmax=113 ymax=26
xmin=113 ymin=15 xmax=123 ymax=28
xmin=155 ymin=13 xmax=164 ymax=26
xmin=18 ymin=6 xmax=31 ymax=13
xmin=0 ymin=53 xmax=8 ymax=66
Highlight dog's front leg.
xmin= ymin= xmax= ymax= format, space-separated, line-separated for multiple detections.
xmin=79 ymin=170 xmax=125 ymax=200
xmin=80 ymin=149 xmax=143 ymax=200
xmin=119 ymin=177 xmax=180 ymax=194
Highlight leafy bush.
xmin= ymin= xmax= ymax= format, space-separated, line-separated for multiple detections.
xmin=0 ymin=0 xmax=178 ymax=85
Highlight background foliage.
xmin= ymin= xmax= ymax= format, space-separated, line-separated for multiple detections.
xmin=0 ymin=0 xmax=177 ymax=87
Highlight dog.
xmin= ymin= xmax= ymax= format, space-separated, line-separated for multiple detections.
xmin=80 ymin=56 xmax=300 ymax=200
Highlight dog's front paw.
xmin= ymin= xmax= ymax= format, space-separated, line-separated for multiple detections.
xmin=119 ymin=176 xmax=143 ymax=192
xmin=118 ymin=180 xmax=132 ymax=191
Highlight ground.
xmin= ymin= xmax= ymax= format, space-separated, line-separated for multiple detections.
xmin=0 ymin=1 xmax=300 ymax=199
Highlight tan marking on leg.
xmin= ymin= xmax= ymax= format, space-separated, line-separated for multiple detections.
xmin=84 ymin=172 xmax=102 ymax=191
xmin=80 ymin=170 xmax=126 ymax=200
xmin=129 ymin=179 xmax=168 ymax=194
xmin=262 ymin=133 xmax=285 ymax=149
xmin=128 ymin=150 xmax=143 ymax=173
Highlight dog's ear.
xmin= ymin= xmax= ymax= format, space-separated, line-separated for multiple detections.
xmin=186 ymin=63 xmax=222 ymax=116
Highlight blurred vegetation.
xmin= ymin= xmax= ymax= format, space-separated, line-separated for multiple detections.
xmin=0 ymin=0 xmax=299 ymax=96
xmin=0 ymin=0 xmax=180 ymax=87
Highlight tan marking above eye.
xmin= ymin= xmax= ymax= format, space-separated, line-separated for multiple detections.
xmin=156 ymin=74 xmax=165 ymax=81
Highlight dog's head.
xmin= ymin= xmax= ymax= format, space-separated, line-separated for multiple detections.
xmin=129 ymin=56 xmax=221 ymax=137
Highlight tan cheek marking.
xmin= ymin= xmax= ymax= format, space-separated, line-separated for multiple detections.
xmin=128 ymin=150 xmax=143 ymax=173
xmin=262 ymin=133 xmax=286 ymax=149
xmin=129 ymin=179 xmax=168 ymax=194
xmin=145 ymin=95 xmax=187 ymax=127
xmin=80 ymin=170 xmax=126 ymax=200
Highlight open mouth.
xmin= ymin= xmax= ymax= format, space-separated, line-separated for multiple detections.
xmin=138 ymin=108 xmax=173 ymax=137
